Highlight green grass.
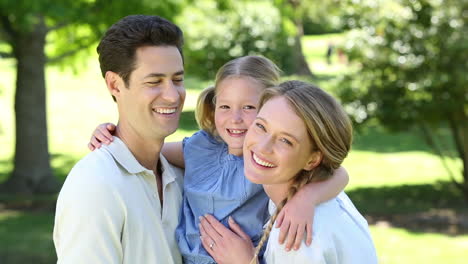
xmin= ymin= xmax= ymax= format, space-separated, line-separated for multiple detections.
xmin=0 ymin=33 xmax=466 ymax=263
xmin=371 ymin=225 xmax=468 ymax=264
xmin=0 ymin=211 xmax=55 ymax=263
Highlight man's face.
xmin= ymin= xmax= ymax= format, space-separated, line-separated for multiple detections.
xmin=116 ymin=45 xmax=185 ymax=141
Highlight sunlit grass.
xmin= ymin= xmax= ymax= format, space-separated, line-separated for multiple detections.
xmin=370 ymin=226 xmax=468 ymax=264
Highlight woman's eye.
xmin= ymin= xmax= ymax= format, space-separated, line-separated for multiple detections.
xmin=255 ymin=122 xmax=266 ymax=131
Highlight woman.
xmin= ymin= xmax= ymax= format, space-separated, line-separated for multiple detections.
xmin=199 ymin=80 xmax=378 ymax=263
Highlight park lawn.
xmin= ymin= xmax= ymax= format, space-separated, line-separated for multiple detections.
xmin=0 ymin=33 xmax=466 ymax=263
xmin=371 ymin=225 xmax=468 ymax=264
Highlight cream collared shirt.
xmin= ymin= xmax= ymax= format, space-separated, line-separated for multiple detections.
xmin=53 ymin=137 xmax=184 ymax=264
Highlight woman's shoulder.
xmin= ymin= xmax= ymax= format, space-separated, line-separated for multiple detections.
xmin=265 ymin=224 xmax=327 ymax=263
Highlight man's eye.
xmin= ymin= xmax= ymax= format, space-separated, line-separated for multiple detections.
xmin=147 ymin=81 xmax=161 ymax=85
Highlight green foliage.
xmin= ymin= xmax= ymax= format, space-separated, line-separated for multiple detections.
xmin=337 ymin=0 xmax=468 ymax=196
xmin=338 ymin=0 xmax=467 ymax=128
xmin=177 ymin=0 xmax=296 ymax=79
xmin=0 ymin=0 xmax=186 ymax=66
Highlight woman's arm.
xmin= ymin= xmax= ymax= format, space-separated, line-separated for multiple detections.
xmin=162 ymin=142 xmax=185 ymax=168
xmin=276 ymin=166 xmax=349 ymax=250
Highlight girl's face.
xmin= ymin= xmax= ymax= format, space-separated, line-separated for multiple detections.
xmin=214 ymin=76 xmax=263 ymax=156
xmin=243 ymin=96 xmax=318 ymax=186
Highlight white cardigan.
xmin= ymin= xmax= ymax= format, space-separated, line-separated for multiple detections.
xmin=264 ymin=192 xmax=378 ymax=264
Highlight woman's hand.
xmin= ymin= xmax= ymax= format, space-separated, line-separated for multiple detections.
xmin=88 ymin=123 xmax=116 ymax=150
xmin=199 ymin=215 xmax=255 ymax=264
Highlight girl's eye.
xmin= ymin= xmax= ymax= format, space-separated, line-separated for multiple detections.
xmin=219 ymin=105 xmax=230 ymax=109
xmin=280 ymin=138 xmax=293 ymax=146
xmin=243 ymin=105 xmax=257 ymax=110
xmin=255 ymin=122 xmax=266 ymax=131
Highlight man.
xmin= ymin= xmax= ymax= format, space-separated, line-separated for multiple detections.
xmin=53 ymin=15 xmax=185 ymax=263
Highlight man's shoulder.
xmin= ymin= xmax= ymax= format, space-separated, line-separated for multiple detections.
xmin=70 ymin=148 xmax=121 ymax=179
xmin=61 ymin=148 xmax=126 ymax=194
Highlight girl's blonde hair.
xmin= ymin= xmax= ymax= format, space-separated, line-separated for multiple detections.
xmin=249 ymin=80 xmax=353 ymax=263
xmin=195 ymin=55 xmax=281 ymax=136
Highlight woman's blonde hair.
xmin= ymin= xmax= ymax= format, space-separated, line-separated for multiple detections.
xmin=195 ymin=55 xmax=281 ymax=136
xmin=249 ymin=80 xmax=353 ymax=263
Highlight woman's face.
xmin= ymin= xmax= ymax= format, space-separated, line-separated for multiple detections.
xmin=243 ymin=96 xmax=318 ymax=186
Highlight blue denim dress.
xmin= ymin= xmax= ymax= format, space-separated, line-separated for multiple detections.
xmin=175 ymin=130 xmax=269 ymax=264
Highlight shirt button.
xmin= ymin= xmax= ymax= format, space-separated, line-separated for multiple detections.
xmin=153 ymin=194 xmax=157 ymax=198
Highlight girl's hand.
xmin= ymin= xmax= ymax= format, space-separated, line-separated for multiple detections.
xmin=276 ymin=191 xmax=315 ymax=251
xmin=199 ymin=214 xmax=255 ymax=264
xmin=88 ymin=123 xmax=116 ymax=151
xmin=276 ymin=167 xmax=349 ymax=251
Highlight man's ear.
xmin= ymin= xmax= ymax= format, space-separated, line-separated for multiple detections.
xmin=105 ymin=71 xmax=124 ymax=99
xmin=303 ymin=151 xmax=323 ymax=171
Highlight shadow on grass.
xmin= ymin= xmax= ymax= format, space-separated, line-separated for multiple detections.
xmin=351 ymin=124 xmax=455 ymax=154
xmin=0 ymin=211 xmax=56 ymax=264
xmin=50 ymin=153 xmax=80 ymax=182
xmin=179 ymin=110 xmax=198 ymax=132
xmin=348 ymin=181 xmax=468 ymax=235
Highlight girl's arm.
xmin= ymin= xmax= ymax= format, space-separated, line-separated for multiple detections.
xmin=88 ymin=123 xmax=185 ymax=168
xmin=277 ymin=166 xmax=349 ymax=251
xmin=161 ymin=142 xmax=185 ymax=168
xmin=88 ymin=123 xmax=116 ymax=150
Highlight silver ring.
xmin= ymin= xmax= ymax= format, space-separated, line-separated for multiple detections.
xmin=209 ymin=242 xmax=214 ymax=249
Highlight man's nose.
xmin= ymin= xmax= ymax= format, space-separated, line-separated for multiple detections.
xmin=161 ymin=81 xmax=180 ymax=103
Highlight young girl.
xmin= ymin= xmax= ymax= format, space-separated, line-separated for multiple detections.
xmin=199 ymin=80 xmax=377 ymax=263
xmin=88 ymin=56 xmax=350 ymax=263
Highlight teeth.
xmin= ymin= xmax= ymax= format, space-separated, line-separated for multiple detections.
xmin=253 ymin=153 xmax=275 ymax=168
xmin=229 ymin=129 xmax=246 ymax=134
xmin=155 ymin=108 xmax=177 ymax=114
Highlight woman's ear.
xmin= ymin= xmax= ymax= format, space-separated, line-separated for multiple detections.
xmin=303 ymin=151 xmax=323 ymax=171
xmin=105 ymin=71 xmax=124 ymax=100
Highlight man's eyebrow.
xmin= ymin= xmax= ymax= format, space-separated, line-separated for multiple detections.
xmin=143 ymin=70 xmax=184 ymax=79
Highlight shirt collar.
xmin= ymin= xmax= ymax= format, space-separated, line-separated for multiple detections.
xmin=159 ymin=151 xmax=178 ymax=185
xmin=103 ymin=136 xmax=178 ymax=184
xmin=103 ymin=136 xmax=148 ymax=174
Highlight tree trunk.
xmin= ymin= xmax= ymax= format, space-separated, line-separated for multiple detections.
xmin=0 ymin=17 xmax=59 ymax=194
xmin=292 ymin=17 xmax=314 ymax=77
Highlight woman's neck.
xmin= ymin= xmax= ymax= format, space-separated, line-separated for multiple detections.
xmin=263 ymin=182 xmax=290 ymax=207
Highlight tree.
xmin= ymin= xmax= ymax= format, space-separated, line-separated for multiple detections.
xmin=0 ymin=0 xmax=184 ymax=194
xmin=178 ymin=0 xmax=296 ymax=79
xmin=272 ymin=0 xmax=343 ymax=76
xmin=337 ymin=0 xmax=468 ymax=200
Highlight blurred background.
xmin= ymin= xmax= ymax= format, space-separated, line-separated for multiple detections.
xmin=0 ymin=0 xmax=467 ymax=263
